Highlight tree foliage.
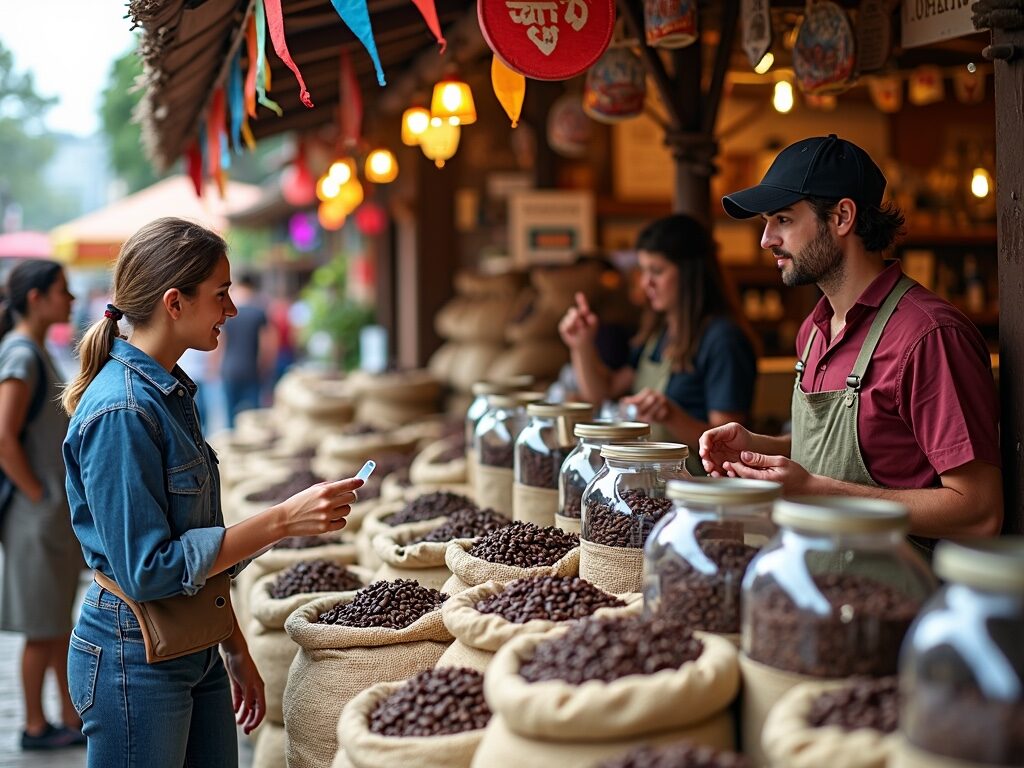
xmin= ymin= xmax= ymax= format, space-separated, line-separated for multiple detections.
xmin=100 ymin=47 xmax=163 ymax=193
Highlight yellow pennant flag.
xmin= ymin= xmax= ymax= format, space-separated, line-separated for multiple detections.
xmin=491 ymin=55 xmax=525 ymax=128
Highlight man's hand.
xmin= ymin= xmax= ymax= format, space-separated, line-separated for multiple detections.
xmin=224 ymin=645 xmax=266 ymax=735
xmin=558 ymin=292 xmax=599 ymax=350
xmin=621 ymin=387 xmax=674 ymax=425
xmin=723 ymin=451 xmax=814 ymax=494
xmin=699 ymin=422 xmax=754 ymax=476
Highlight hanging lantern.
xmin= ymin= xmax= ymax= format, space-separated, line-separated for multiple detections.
xmin=772 ymin=79 xmax=795 ymax=113
xmin=281 ymin=142 xmax=317 ymax=206
xmin=328 ymin=157 xmax=357 ymax=185
xmin=491 ymin=55 xmax=525 ymax=128
xmin=583 ymin=48 xmax=646 ymax=124
xmin=867 ymin=75 xmax=903 ymax=113
xmin=908 ymin=65 xmax=944 ymax=105
xmin=431 ymin=76 xmax=477 ymax=125
xmin=644 ymin=0 xmax=698 ymax=48
xmin=316 ymin=174 xmax=342 ymax=202
xmin=401 ymin=106 xmax=431 ymax=145
xmin=318 ymin=199 xmax=347 ymax=230
xmin=355 ymin=202 xmax=388 ymax=236
xmin=337 ymin=177 xmax=365 ymax=215
xmin=365 ymin=149 xmax=398 ymax=183
xmin=420 ymin=118 xmax=461 ymax=168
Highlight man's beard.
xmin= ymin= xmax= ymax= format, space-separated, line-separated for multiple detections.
xmin=774 ymin=220 xmax=844 ymax=290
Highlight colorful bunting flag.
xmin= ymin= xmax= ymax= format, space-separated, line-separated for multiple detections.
xmin=410 ymin=0 xmax=446 ymax=52
xmin=328 ymin=0 xmax=386 ymax=86
xmin=245 ymin=14 xmax=258 ymax=118
xmin=254 ymin=0 xmax=283 ymax=115
xmin=228 ymin=50 xmax=245 ymax=153
xmin=491 ymin=55 xmax=525 ymax=127
xmin=339 ymin=50 xmax=363 ymax=147
xmin=186 ymin=140 xmax=203 ymax=197
xmin=263 ymin=0 xmax=313 ymax=107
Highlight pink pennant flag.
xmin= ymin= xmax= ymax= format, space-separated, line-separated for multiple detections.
xmin=263 ymin=0 xmax=314 ymax=107
xmin=410 ymin=0 xmax=446 ymax=52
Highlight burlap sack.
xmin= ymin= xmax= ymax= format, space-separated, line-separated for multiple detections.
xmin=435 ymin=581 xmax=642 ymax=671
xmin=356 ymin=500 xmax=451 ymax=570
xmin=453 ymin=270 xmax=526 ymax=299
xmin=441 ymin=573 xmax=472 ymax=595
xmin=330 ymin=749 xmax=355 ymax=768
xmin=249 ymin=566 xmax=374 ymax=725
xmin=465 ymin=449 xmax=477 ymax=487
xmin=488 ymin=341 xmax=568 ymax=383
xmin=445 ymin=540 xmax=580 ymax=588
xmin=554 ymin=514 xmax=581 ymax=535
xmin=512 ymin=483 xmax=558 ymax=527
xmin=579 ymin=539 xmax=645 ymax=594
xmin=448 ymin=342 xmax=507 ymax=391
xmin=314 ymin=431 xmax=420 ymax=479
xmin=473 ymin=465 xmax=514 ymax=516
xmin=762 ymin=679 xmax=900 ymax=768
xmin=740 ymin=653 xmax=843 ymax=768
xmin=380 ymin=474 xmax=412 ymax=502
xmin=370 ymin=530 xmax=466 ymax=591
xmin=339 ymin=680 xmax=485 ymax=768
xmin=224 ymin=468 xmax=294 ymax=526
xmin=410 ymin=438 xmax=467 ymax=486
xmin=253 ymin=720 xmax=287 ymax=768
xmin=427 ymin=341 xmax=459 ymax=382
xmin=283 ymin=595 xmax=453 ymax=768
xmin=891 ymin=740 xmax=991 ymax=768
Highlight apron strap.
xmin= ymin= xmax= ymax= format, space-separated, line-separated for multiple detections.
xmin=846 ymin=275 xmax=916 ymax=394
xmin=795 ymin=327 xmax=818 ymax=385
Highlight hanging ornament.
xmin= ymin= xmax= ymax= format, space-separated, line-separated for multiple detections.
xmin=410 ymin=0 xmax=446 ymax=51
xmin=338 ymin=50 xmax=363 ymax=147
xmin=856 ymin=0 xmax=893 ymax=74
xmin=206 ymin=87 xmax=228 ymax=198
xmin=254 ymin=0 xmax=283 ymax=115
xmin=491 ymin=55 xmax=526 ymax=127
xmin=547 ymin=93 xmax=591 ymax=158
xmin=328 ymin=0 xmax=386 ymax=86
xmin=355 ymin=202 xmax=389 ymax=236
xmin=365 ymin=149 xmax=399 ymax=183
xmin=867 ymin=74 xmax=903 ymax=113
xmin=953 ymin=68 xmax=985 ymax=104
xmin=793 ymin=1 xmax=856 ymax=94
xmin=318 ymin=199 xmax=348 ymax=231
xmin=742 ymin=0 xmax=773 ymax=69
xmin=263 ymin=0 xmax=313 ymax=107
xmin=420 ymin=119 xmax=461 ymax=167
xmin=908 ymin=66 xmax=944 ymax=105
xmin=583 ymin=47 xmax=646 ymax=124
xmin=281 ymin=140 xmax=317 ymax=206
xmin=337 ymin=177 xmax=365 ymax=215
xmin=244 ymin=14 xmax=259 ymax=118
xmin=644 ymin=0 xmax=698 ymax=49
xmin=478 ymin=0 xmax=615 ymax=80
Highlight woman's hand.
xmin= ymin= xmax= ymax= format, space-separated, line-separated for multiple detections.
xmin=699 ymin=422 xmax=754 ymax=476
xmin=558 ymin=292 xmax=600 ymax=350
xmin=621 ymin=387 xmax=674 ymax=424
xmin=223 ymin=644 xmax=266 ymax=735
xmin=276 ymin=477 xmax=363 ymax=538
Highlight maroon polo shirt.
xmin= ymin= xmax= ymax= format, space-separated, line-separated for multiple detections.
xmin=795 ymin=261 xmax=1000 ymax=489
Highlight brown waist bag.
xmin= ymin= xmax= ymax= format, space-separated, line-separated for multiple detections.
xmin=94 ymin=571 xmax=234 ymax=663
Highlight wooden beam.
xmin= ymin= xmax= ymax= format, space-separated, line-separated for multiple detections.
xmin=702 ymin=0 xmax=739 ymax=134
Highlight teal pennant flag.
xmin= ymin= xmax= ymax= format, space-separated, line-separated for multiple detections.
xmin=328 ymin=0 xmax=386 ymax=86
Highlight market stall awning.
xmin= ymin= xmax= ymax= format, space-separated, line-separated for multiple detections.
xmin=50 ymin=175 xmax=261 ymax=267
xmin=0 ymin=231 xmax=52 ymax=259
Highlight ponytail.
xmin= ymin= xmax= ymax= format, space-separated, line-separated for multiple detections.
xmin=62 ymin=316 xmax=120 ymax=415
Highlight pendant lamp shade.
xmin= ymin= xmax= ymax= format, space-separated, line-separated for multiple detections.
xmin=401 ymin=106 xmax=431 ymax=145
xmin=431 ymin=77 xmax=476 ymax=125
xmin=420 ymin=119 xmax=461 ymax=167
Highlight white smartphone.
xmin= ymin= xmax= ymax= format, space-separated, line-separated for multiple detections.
xmin=355 ymin=460 xmax=376 ymax=482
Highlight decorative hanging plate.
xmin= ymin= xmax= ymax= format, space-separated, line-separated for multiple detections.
xmin=793 ymin=1 xmax=857 ymax=95
xmin=479 ymin=0 xmax=616 ymax=81
xmin=582 ymin=46 xmax=646 ymax=123
xmin=855 ymin=0 xmax=892 ymax=74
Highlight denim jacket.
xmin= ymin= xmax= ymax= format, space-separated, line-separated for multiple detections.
xmin=64 ymin=339 xmax=245 ymax=602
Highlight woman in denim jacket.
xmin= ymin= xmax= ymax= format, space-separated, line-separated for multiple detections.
xmin=61 ymin=218 xmax=362 ymax=767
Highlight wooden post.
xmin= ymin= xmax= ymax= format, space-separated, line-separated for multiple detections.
xmin=991 ymin=27 xmax=1024 ymax=534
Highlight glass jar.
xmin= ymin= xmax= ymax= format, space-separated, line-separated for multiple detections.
xmin=742 ymin=497 xmax=935 ymax=678
xmin=580 ymin=443 xmax=691 ymax=549
xmin=900 ymin=539 xmax=1024 ymax=765
xmin=515 ymin=402 xmax=594 ymax=489
xmin=474 ymin=391 xmax=545 ymax=470
xmin=644 ymin=478 xmax=782 ymax=634
xmin=465 ymin=376 xmax=535 ymax=448
xmin=559 ymin=422 xmax=650 ymax=520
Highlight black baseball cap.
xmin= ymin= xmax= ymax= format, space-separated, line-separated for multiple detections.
xmin=722 ymin=134 xmax=887 ymax=219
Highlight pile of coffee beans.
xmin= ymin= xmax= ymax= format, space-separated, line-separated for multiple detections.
xmin=415 ymin=507 xmax=510 ymax=543
xmin=475 ymin=576 xmax=624 ymax=623
xmin=318 ymin=579 xmax=448 ymax=629
xmin=269 ymin=560 xmax=364 ymax=598
xmin=433 ymin=438 xmax=467 ymax=464
xmin=808 ymin=676 xmax=899 ymax=733
xmin=246 ymin=470 xmax=326 ymax=504
xmin=747 ymin=572 xmax=921 ymax=676
xmin=467 ymin=522 xmax=579 ymax=567
xmin=368 ymin=667 xmax=491 ymax=737
xmin=653 ymin=539 xmax=759 ymax=633
xmin=598 ymin=743 xmax=749 ymax=768
xmin=382 ymin=491 xmax=478 ymax=526
xmin=518 ymin=444 xmax=572 ymax=489
xmin=480 ymin=442 xmax=515 ymax=469
xmin=519 ymin=613 xmax=703 ymax=684
xmin=561 ymin=472 xmax=586 ymax=518
xmin=584 ymin=489 xmax=673 ymax=548
xmin=273 ymin=533 xmax=346 ymax=550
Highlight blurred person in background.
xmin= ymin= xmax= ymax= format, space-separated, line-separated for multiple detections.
xmin=218 ymin=273 xmax=276 ymax=428
xmin=0 ymin=260 xmax=85 ymax=751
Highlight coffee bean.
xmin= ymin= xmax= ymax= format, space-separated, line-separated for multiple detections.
xmin=584 ymin=489 xmax=673 ymax=548
xmin=475 ymin=576 xmax=624 ymax=623
xmin=415 ymin=508 xmax=510 ymax=543
xmin=597 ymin=742 xmax=750 ymax=768
xmin=368 ymin=667 xmax=491 ymax=737
xmin=747 ymin=572 xmax=921 ymax=677
xmin=807 ymin=676 xmax=899 ymax=733
xmin=246 ymin=470 xmax=326 ymax=504
xmin=273 ymin=533 xmax=347 ymax=550
xmin=561 ymin=470 xmax=587 ymax=519
xmin=269 ymin=560 xmax=364 ymax=598
xmin=518 ymin=444 xmax=572 ymax=489
xmin=382 ymin=491 xmax=478 ymax=526
xmin=480 ymin=443 xmax=515 ymax=469
xmin=518 ymin=613 xmax=703 ymax=684
xmin=317 ymin=579 xmax=447 ymax=629
xmin=467 ymin=522 xmax=579 ymax=568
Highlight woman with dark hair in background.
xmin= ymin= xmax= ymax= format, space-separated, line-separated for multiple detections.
xmin=0 ymin=259 xmax=85 ymax=750
xmin=559 ymin=214 xmax=758 ymax=463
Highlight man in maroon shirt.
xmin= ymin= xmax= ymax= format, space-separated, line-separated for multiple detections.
xmin=701 ymin=134 xmax=1002 ymax=539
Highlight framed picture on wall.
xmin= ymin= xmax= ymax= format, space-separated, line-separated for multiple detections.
xmin=508 ymin=190 xmax=595 ymax=266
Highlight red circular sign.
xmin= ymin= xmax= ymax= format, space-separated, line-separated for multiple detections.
xmin=479 ymin=0 xmax=616 ymax=81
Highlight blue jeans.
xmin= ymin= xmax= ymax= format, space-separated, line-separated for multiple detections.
xmin=223 ymin=379 xmax=262 ymax=429
xmin=67 ymin=582 xmax=238 ymax=768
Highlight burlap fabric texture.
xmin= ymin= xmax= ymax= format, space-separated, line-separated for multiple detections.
xmin=444 ymin=540 xmax=580 ymax=589
xmin=356 ymin=499 xmax=449 ymax=570
xmin=554 ymin=513 xmax=581 ymax=535
xmin=578 ymin=538 xmax=645 ymax=593
xmin=891 ymin=739 xmax=996 ymax=768
xmin=512 ymin=483 xmax=558 ymax=527
xmin=282 ymin=594 xmax=452 ymax=768
xmin=252 ymin=720 xmax=286 ymax=768
xmin=410 ymin=437 xmax=468 ymax=486
xmin=473 ymin=465 xmax=514 ymax=516
xmin=370 ymin=529 xmax=470 ymax=591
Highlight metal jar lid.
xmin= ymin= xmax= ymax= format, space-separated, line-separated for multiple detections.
xmin=485 ymin=393 xmax=518 ymax=409
xmin=772 ymin=496 xmax=909 ymax=535
xmin=526 ymin=402 xmax=594 ymax=418
xmin=934 ymin=538 xmax=1024 ymax=593
xmin=668 ymin=477 xmax=782 ymax=505
xmin=512 ymin=390 xmax=547 ymax=405
xmin=600 ymin=442 xmax=689 ymax=461
xmin=575 ymin=421 xmax=651 ymax=440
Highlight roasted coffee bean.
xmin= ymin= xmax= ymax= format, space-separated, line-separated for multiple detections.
xmin=598 ymin=742 xmax=750 ymax=768
xmin=905 ymin=680 xmax=1024 ymax=763
xmin=269 ymin=560 xmax=364 ymax=598
xmin=415 ymin=507 xmax=510 ymax=543
xmin=467 ymin=522 xmax=579 ymax=567
xmin=382 ymin=491 xmax=478 ymax=526
xmin=519 ymin=613 xmax=703 ymax=684
xmin=480 ymin=443 xmax=515 ymax=469
xmin=807 ymin=676 xmax=899 ymax=734
xmin=273 ymin=533 xmax=346 ymax=550
xmin=368 ymin=667 xmax=491 ymax=737
xmin=747 ymin=572 xmax=921 ymax=677
xmin=475 ymin=576 xmax=624 ymax=623
xmin=584 ymin=489 xmax=674 ymax=548
xmin=654 ymin=538 xmax=759 ymax=634
xmin=518 ymin=444 xmax=572 ymax=489
xmin=246 ymin=470 xmax=326 ymax=504
xmin=561 ymin=472 xmax=586 ymax=519
xmin=317 ymin=579 xmax=447 ymax=629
